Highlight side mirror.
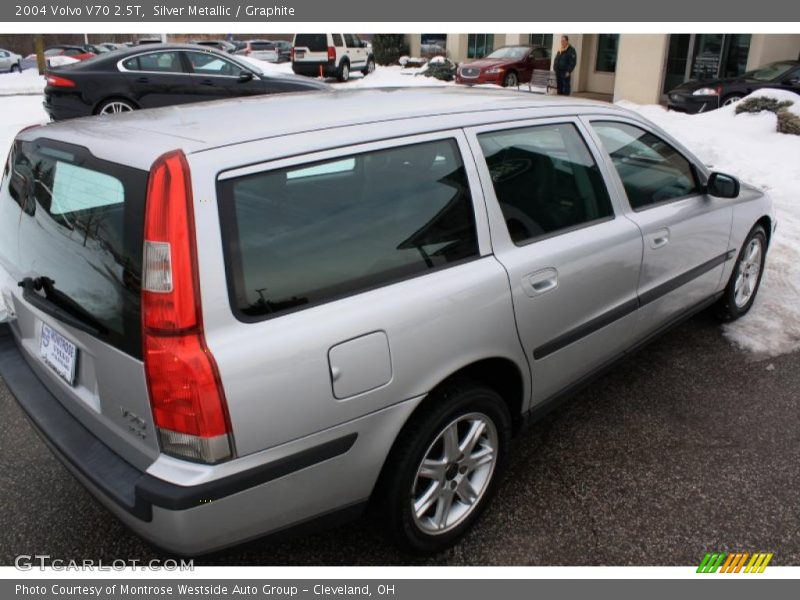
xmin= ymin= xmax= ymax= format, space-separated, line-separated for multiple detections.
xmin=361 ymin=41 xmax=369 ymax=48
xmin=707 ymin=172 xmax=740 ymax=198
xmin=238 ymin=71 xmax=254 ymax=82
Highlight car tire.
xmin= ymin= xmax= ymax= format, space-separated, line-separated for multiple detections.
xmin=718 ymin=224 xmax=767 ymax=321
xmin=96 ymin=98 xmax=136 ymax=115
xmin=362 ymin=57 xmax=376 ymax=76
xmin=338 ymin=60 xmax=350 ymax=82
xmin=10 ymin=63 xmax=20 ymax=73
xmin=378 ymin=379 xmax=511 ymax=554
xmin=722 ymin=94 xmax=743 ymax=106
xmin=502 ymin=71 xmax=518 ymax=88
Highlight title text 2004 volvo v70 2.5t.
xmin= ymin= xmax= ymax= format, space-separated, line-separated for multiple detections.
xmin=0 ymin=88 xmax=773 ymax=554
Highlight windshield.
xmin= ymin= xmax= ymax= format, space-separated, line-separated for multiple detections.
xmin=486 ymin=47 xmax=529 ymax=60
xmin=744 ymin=61 xmax=796 ymax=81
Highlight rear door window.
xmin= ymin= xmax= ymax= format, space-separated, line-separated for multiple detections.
xmin=122 ymin=51 xmax=184 ymax=73
xmin=7 ymin=138 xmax=147 ymax=357
xmin=217 ymin=138 xmax=480 ymax=320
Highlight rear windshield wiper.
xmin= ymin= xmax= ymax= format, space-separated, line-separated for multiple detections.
xmin=18 ymin=277 xmax=107 ymax=337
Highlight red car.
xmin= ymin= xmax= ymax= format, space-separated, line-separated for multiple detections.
xmin=44 ymin=45 xmax=96 ymax=62
xmin=456 ymin=45 xmax=551 ymax=87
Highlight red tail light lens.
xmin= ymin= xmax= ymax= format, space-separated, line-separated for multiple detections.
xmin=142 ymin=150 xmax=232 ymax=463
xmin=290 ymin=47 xmax=295 ymax=60
xmin=327 ymin=46 xmax=336 ymax=62
xmin=45 ymin=75 xmax=76 ymax=88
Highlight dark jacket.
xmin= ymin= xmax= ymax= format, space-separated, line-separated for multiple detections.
xmin=555 ymin=45 xmax=577 ymax=73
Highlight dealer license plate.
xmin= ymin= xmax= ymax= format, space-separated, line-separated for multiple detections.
xmin=40 ymin=323 xmax=77 ymax=385
xmin=295 ymin=50 xmax=305 ymax=58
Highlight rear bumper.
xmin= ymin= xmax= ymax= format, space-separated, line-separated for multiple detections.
xmin=43 ymin=92 xmax=91 ymax=121
xmin=292 ymin=60 xmax=337 ymax=77
xmin=0 ymin=324 xmax=417 ymax=553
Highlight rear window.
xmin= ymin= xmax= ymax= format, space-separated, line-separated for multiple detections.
xmin=250 ymin=42 xmax=276 ymax=51
xmin=5 ymin=138 xmax=147 ymax=357
xmin=294 ymin=34 xmax=328 ymax=52
xmin=217 ymin=139 xmax=479 ymax=321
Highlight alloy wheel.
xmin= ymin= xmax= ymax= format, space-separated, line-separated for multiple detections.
xmin=410 ymin=412 xmax=498 ymax=535
xmin=734 ymin=236 xmax=763 ymax=308
xmin=99 ymin=101 xmax=134 ymax=115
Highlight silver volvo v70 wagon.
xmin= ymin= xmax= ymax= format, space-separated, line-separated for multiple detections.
xmin=0 ymin=88 xmax=774 ymax=554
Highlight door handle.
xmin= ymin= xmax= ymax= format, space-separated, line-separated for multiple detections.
xmin=649 ymin=229 xmax=670 ymax=249
xmin=137 ymin=76 xmax=149 ymax=83
xmin=522 ymin=268 xmax=558 ymax=297
xmin=199 ymin=79 xmax=214 ymax=86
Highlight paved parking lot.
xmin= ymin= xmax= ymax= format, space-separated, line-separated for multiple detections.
xmin=1 ymin=309 xmax=798 ymax=566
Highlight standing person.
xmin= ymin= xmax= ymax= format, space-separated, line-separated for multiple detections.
xmin=554 ymin=35 xmax=577 ymax=96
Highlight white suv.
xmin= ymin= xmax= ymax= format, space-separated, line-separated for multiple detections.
xmin=291 ymin=33 xmax=375 ymax=82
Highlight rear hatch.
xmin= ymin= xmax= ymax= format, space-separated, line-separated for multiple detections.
xmin=0 ymin=134 xmax=159 ymax=469
xmin=293 ymin=34 xmax=330 ymax=63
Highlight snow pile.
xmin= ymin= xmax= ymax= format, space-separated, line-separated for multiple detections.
xmin=46 ymin=56 xmax=79 ymax=68
xmin=0 ymin=69 xmax=46 ymax=95
xmin=620 ymin=88 xmax=800 ymax=357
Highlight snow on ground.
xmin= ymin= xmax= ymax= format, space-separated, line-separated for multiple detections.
xmin=0 ymin=69 xmax=47 ymax=95
xmin=620 ymin=89 xmax=800 ymax=358
xmin=0 ymin=65 xmax=796 ymax=357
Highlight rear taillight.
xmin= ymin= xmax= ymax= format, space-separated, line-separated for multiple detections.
xmin=327 ymin=46 xmax=336 ymax=62
xmin=142 ymin=150 xmax=232 ymax=464
xmin=289 ymin=47 xmax=295 ymax=60
xmin=45 ymin=74 xmax=75 ymax=88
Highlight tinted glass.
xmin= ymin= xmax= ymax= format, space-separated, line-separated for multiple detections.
xmin=250 ymin=42 xmax=275 ymax=51
xmin=592 ymin=122 xmax=700 ymax=210
xmin=123 ymin=51 xmax=183 ymax=73
xmin=185 ymin=51 xmax=242 ymax=76
xmin=295 ymin=34 xmax=328 ymax=52
xmin=5 ymin=139 xmax=147 ymax=357
xmin=478 ymin=123 xmax=614 ymax=244
xmin=331 ymin=34 xmax=344 ymax=47
xmin=218 ymin=139 xmax=479 ymax=319
xmin=344 ymin=34 xmax=360 ymax=48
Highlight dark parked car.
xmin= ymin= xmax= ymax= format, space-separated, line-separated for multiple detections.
xmin=43 ymin=44 xmax=330 ymax=121
xmin=668 ymin=60 xmax=800 ymax=113
xmin=82 ymin=44 xmax=110 ymax=54
xmin=190 ymin=39 xmax=237 ymax=54
xmin=456 ymin=45 xmax=551 ymax=87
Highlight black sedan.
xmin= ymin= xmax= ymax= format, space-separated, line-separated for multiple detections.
xmin=43 ymin=43 xmax=330 ymax=121
xmin=668 ymin=60 xmax=800 ymax=113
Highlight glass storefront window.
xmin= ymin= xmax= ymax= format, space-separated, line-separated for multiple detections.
xmin=595 ymin=34 xmax=620 ymax=72
xmin=528 ymin=34 xmax=553 ymax=49
xmin=662 ymin=34 xmax=752 ymax=93
xmin=467 ymin=34 xmax=494 ymax=59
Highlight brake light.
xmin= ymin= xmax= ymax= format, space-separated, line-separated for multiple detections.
xmin=327 ymin=46 xmax=336 ymax=62
xmin=45 ymin=74 xmax=75 ymax=88
xmin=290 ymin=47 xmax=295 ymax=60
xmin=142 ymin=150 xmax=232 ymax=464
